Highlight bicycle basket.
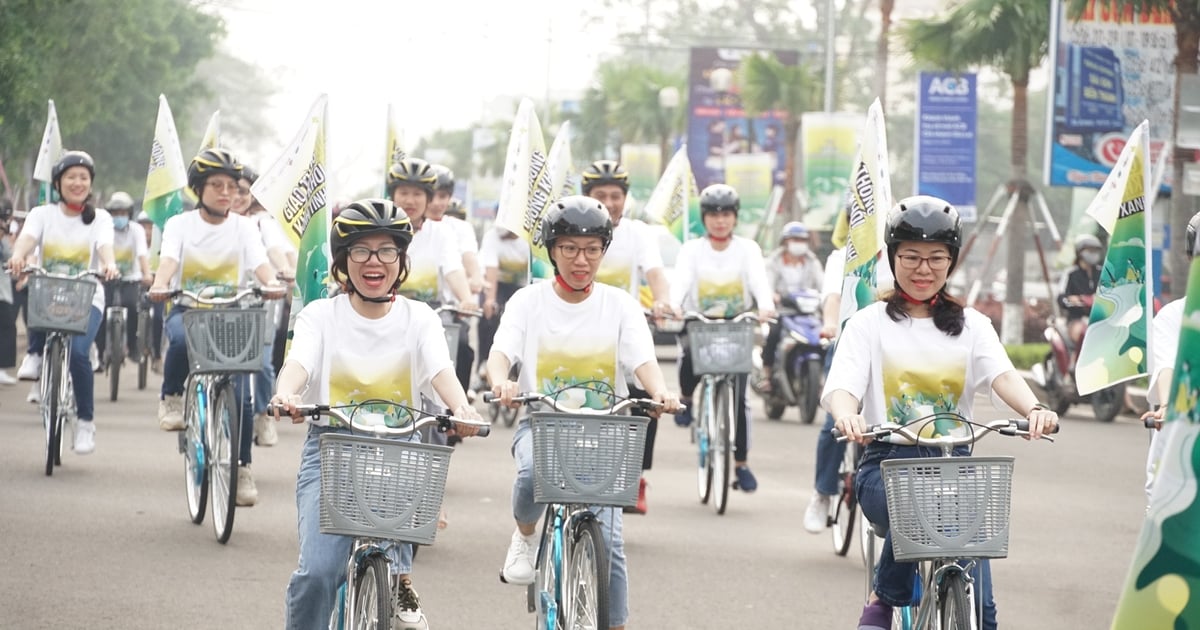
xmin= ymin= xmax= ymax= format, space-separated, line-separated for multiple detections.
xmin=319 ymin=433 xmax=453 ymax=545
xmin=881 ymin=456 xmax=1015 ymax=561
xmin=182 ymin=308 xmax=266 ymax=373
xmin=531 ymin=412 xmax=649 ymax=507
xmin=28 ymin=276 xmax=97 ymax=334
xmin=686 ymin=320 xmax=755 ymax=375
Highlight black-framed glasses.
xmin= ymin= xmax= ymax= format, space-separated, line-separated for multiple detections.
xmin=555 ymin=244 xmax=605 ymax=261
xmin=348 ymin=246 xmax=403 ymax=264
xmin=896 ymin=254 xmax=953 ymax=270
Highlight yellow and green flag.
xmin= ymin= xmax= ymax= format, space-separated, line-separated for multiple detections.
xmin=1076 ymin=120 xmax=1153 ymax=396
xmin=198 ymin=110 xmax=220 ymax=154
xmin=142 ymin=95 xmax=188 ymax=230
xmin=32 ymin=100 xmax=62 ymax=206
xmin=839 ymin=99 xmax=892 ymax=330
xmin=642 ymin=146 xmax=695 ymax=243
xmin=384 ymin=103 xmax=405 ymax=196
xmin=496 ymin=98 xmax=552 ymax=280
xmin=252 ymin=94 xmax=331 ymax=306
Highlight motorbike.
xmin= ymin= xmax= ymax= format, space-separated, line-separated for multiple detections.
xmin=1030 ymin=312 xmax=1126 ymax=423
xmin=755 ymin=289 xmax=830 ymax=424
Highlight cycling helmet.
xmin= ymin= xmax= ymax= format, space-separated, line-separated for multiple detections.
xmin=885 ymin=195 xmax=962 ymax=273
xmin=386 ymin=157 xmax=437 ymax=199
xmin=51 ymin=150 xmax=96 ymax=187
xmin=779 ymin=221 xmax=810 ymax=243
xmin=446 ymin=197 xmax=466 ymax=220
xmin=135 ymin=211 xmax=153 ymax=224
xmin=1074 ymin=233 xmax=1102 ymax=254
xmin=699 ymin=184 xmax=739 ymax=215
xmin=240 ymin=164 xmax=259 ymax=185
xmin=331 ymin=198 xmax=415 ymax=254
xmin=540 ymin=195 xmax=614 ymax=259
xmin=581 ymin=160 xmax=630 ymax=194
xmin=186 ymin=148 xmax=242 ymax=197
xmin=431 ymin=164 xmax=455 ymax=193
xmin=1187 ymin=210 xmax=1200 ymax=258
xmin=106 ymin=192 xmax=135 ymax=213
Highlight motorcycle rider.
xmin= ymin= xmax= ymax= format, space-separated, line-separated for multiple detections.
xmin=1057 ymin=233 xmax=1103 ymax=356
xmin=760 ymin=221 xmax=823 ymax=394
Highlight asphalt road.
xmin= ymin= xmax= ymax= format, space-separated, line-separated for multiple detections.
xmin=0 ymin=346 xmax=1148 ymax=629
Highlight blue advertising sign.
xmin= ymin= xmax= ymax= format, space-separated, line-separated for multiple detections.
xmin=1064 ymin=45 xmax=1124 ymax=130
xmin=915 ymin=72 xmax=977 ymax=220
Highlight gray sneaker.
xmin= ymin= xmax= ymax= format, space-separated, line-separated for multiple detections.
xmin=158 ymin=395 xmax=185 ymax=431
xmin=392 ymin=578 xmax=428 ymax=630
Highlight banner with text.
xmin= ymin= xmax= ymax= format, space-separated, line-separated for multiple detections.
xmin=495 ymin=99 xmax=552 ymax=279
xmin=840 ymin=99 xmax=893 ymax=330
xmin=142 ymin=95 xmax=188 ymax=231
xmin=915 ymin=72 xmax=977 ymax=221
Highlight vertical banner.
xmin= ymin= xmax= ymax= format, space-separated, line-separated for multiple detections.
xmin=619 ymin=143 xmax=660 ymax=221
xmin=642 ymin=146 xmax=694 ymax=243
xmin=1111 ymin=257 xmax=1200 ymax=630
xmin=142 ymin=95 xmax=189 ymax=232
xmin=252 ymin=95 xmax=331 ymax=306
xmin=915 ymin=72 xmax=978 ymax=221
xmin=197 ymin=111 xmax=221 ymax=154
xmin=495 ymin=98 xmax=553 ymax=279
xmin=839 ymin=99 xmax=892 ymax=330
xmin=384 ymin=103 xmax=405 ymax=195
xmin=723 ymin=152 xmax=775 ymax=239
xmin=32 ymin=100 xmax=63 ymax=206
xmin=547 ymin=121 xmax=576 ymax=202
xmin=1046 ymin=0 xmax=1173 ymax=189
xmin=800 ymin=112 xmax=860 ymax=230
xmin=1076 ymin=120 xmax=1152 ymax=395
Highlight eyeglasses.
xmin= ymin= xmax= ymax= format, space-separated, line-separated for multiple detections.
xmin=348 ymin=246 xmax=403 ymax=264
xmin=896 ymin=254 xmax=953 ymax=270
xmin=555 ymin=244 xmax=605 ymax=261
xmin=236 ymin=186 xmax=252 ymax=196
xmin=205 ymin=180 xmax=240 ymax=193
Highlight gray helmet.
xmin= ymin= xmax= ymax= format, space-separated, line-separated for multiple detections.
xmin=1074 ymin=233 xmax=1102 ymax=254
xmin=431 ymin=164 xmax=455 ymax=193
xmin=387 ymin=157 xmax=437 ymax=199
xmin=699 ymin=184 xmax=739 ymax=216
xmin=106 ymin=192 xmax=135 ymax=213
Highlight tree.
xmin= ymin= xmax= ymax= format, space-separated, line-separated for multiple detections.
xmin=900 ymin=0 xmax=1051 ymax=344
xmin=875 ymin=0 xmax=895 ymax=108
xmin=1067 ymin=0 xmax=1200 ymax=297
xmin=738 ymin=52 xmax=820 ymax=220
xmin=567 ymin=59 xmax=685 ymax=165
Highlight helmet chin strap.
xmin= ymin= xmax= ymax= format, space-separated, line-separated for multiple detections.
xmin=554 ymin=273 xmax=591 ymax=294
xmin=357 ymin=292 xmax=395 ymax=304
xmin=198 ymin=203 xmax=228 ymax=219
xmin=707 ymin=234 xmax=731 ymax=243
xmin=897 ymin=288 xmax=939 ymax=306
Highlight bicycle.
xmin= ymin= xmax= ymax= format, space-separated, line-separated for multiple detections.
xmin=280 ymin=400 xmax=490 ymax=629
xmin=167 ymin=286 xmax=270 ymax=544
xmin=679 ymin=310 xmax=761 ymax=515
xmin=485 ymin=387 xmax=658 ymax=630
xmin=135 ymin=290 xmax=155 ymax=390
xmin=22 ymin=265 xmax=102 ymax=476
xmin=835 ymin=414 xmax=1059 ymax=630
xmin=101 ymin=279 xmax=143 ymax=401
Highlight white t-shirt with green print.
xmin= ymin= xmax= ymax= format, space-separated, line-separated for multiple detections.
xmin=400 ymin=219 xmax=463 ymax=304
xmin=112 ymin=223 xmax=148 ymax=281
xmin=22 ymin=203 xmax=114 ymax=311
xmin=479 ymin=228 xmax=530 ymax=287
xmin=670 ymin=235 xmax=772 ymax=318
xmin=159 ymin=211 xmax=268 ymax=295
xmin=596 ymin=219 xmax=663 ymax=298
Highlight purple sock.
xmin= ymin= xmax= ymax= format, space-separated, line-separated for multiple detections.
xmin=857 ymin=599 xmax=893 ymax=630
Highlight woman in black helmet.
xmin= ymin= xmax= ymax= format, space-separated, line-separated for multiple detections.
xmin=1058 ymin=233 xmax=1104 ymax=353
xmin=826 ymin=196 xmax=1058 ymax=630
xmin=271 ymin=198 xmax=484 ymax=630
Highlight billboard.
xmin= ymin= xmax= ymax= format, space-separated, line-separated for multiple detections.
xmin=915 ymin=72 xmax=978 ymax=221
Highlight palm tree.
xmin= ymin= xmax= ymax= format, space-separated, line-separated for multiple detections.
xmin=738 ymin=52 xmax=821 ymax=221
xmin=569 ymin=60 xmax=686 ymax=166
xmin=1067 ymin=0 xmax=1200 ymax=297
xmin=900 ymin=0 xmax=1051 ymax=344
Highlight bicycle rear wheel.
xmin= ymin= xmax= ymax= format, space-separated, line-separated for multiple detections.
xmin=183 ymin=383 xmax=208 ymax=524
xmin=136 ymin=307 xmax=150 ymax=390
xmin=831 ymin=444 xmax=857 ymax=556
xmin=712 ymin=379 xmax=733 ymax=515
xmin=565 ymin=516 xmax=609 ymax=630
xmin=43 ymin=337 xmax=65 ymax=476
xmin=938 ymin=570 xmax=972 ymax=630
xmin=208 ymin=382 xmax=239 ymax=543
xmin=107 ymin=310 xmax=124 ymax=401
xmin=350 ymin=553 xmax=392 ymax=630
xmin=695 ymin=385 xmax=713 ymax=504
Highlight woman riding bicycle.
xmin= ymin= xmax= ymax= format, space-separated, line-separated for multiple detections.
xmin=8 ymin=150 xmax=120 ymax=455
xmin=270 ymin=198 xmax=483 ymax=630
xmin=825 ymin=196 xmax=1058 ymax=630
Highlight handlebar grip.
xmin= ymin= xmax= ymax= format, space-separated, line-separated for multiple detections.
xmin=1144 ymin=418 xmax=1159 ymax=430
xmin=482 ymin=392 xmax=497 ymax=403
xmin=1011 ymin=419 xmax=1061 ymax=434
xmin=475 ymin=424 xmax=491 ymax=438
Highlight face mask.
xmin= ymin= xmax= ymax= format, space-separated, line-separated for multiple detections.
xmin=113 ymin=216 xmax=129 ymax=230
xmin=787 ymin=242 xmax=809 ymax=257
xmin=1081 ymin=251 xmax=1101 ymax=265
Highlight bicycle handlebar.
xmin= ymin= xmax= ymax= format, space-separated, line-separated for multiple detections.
xmin=831 ymin=417 xmax=1059 ymax=446
xmin=482 ymin=391 xmax=676 ymax=415
xmin=15 ymin=265 xmax=105 ymax=281
xmin=433 ymin=304 xmax=482 ymax=318
xmin=270 ymin=403 xmax=491 ymax=438
xmin=159 ymin=287 xmax=266 ymax=307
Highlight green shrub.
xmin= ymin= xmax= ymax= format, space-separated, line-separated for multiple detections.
xmin=1005 ymin=343 xmax=1050 ymax=370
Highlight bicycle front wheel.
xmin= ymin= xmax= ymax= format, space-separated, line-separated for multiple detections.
xmin=695 ymin=386 xmax=713 ymax=504
xmin=136 ymin=309 xmax=150 ymax=390
xmin=349 ymin=553 xmax=392 ymax=630
xmin=43 ymin=337 xmax=65 ymax=476
xmin=208 ymin=383 xmax=240 ymax=544
xmin=711 ymin=379 xmax=733 ymax=515
xmin=831 ymin=444 xmax=857 ymax=556
xmin=938 ymin=570 xmax=972 ymax=630
xmin=183 ymin=385 xmax=208 ymax=524
xmin=565 ymin=517 xmax=609 ymax=630
xmin=107 ymin=311 xmax=124 ymax=401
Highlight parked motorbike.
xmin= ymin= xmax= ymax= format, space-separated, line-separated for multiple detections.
xmin=755 ymin=289 xmax=830 ymax=424
xmin=1030 ymin=314 xmax=1125 ymax=423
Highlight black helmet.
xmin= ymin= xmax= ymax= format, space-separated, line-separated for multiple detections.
xmin=539 ymin=195 xmax=614 ymax=259
xmin=699 ymin=184 xmax=739 ymax=215
xmin=885 ymin=195 xmax=962 ymax=272
xmin=187 ymin=148 xmax=243 ymax=197
xmin=431 ymin=164 xmax=455 ymax=193
xmin=240 ymin=164 xmax=259 ymax=185
xmin=386 ymin=157 xmax=437 ymax=199
xmin=446 ymin=197 xmax=466 ymax=220
xmin=331 ymin=198 xmax=415 ymax=255
xmin=52 ymin=150 xmax=96 ymax=187
xmin=1187 ymin=210 xmax=1200 ymax=258
xmin=581 ymin=160 xmax=629 ymax=195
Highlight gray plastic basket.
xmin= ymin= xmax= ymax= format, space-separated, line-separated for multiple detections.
xmin=318 ymin=433 xmax=453 ymax=544
xmin=531 ymin=412 xmax=649 ymax=508
xmin=881 ymin=456 xmax=1015 ymax=561
xmin=28 ymin=276 xmax=96 ymax=334
xmin=686 ymin=320 xmax=755 ymax=375
xmin=182 ymin=308 xmax=266 ymax=373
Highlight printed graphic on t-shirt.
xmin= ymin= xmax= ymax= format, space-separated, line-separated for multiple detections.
xmin=596 ymin=262 xmax=633 ymax=291
xmin=328 ymin=350 xmax=416 ymax=427
xmin=498 ymin=258 xmax=527 ymax=285
xmin=400 ymin=263 xmax=439 ymax=303
xmin=42 ymin=241 xmax=90 ymax=275
xmin=882 ymin=351 xmax=967 ymax=437
xmin=180 ymin=255 xmax=239 ymax=295
xmin=536 ymin=335 xmax=618 ymax=409
xmin=697 ymin=271 xmax=745 ymax=317
xmin=114 ymin=241 xmax=136 ymax=276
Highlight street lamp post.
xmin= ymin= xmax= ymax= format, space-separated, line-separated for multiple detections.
xmin=658 ymin=86 xmax=680 ymax=174
xmin=709 ymin=67 xmax=734 ymax=185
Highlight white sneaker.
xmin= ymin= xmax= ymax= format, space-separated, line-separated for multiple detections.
xmin=90 ymin=344 xmax=102 ymax=372
xmin=500 ymin=528 xmax=537 ymax=585
xmin=804 ymin=493 xmax=832 ymax=534
xmin=74 ymin=421 xmax=96 ymax=455
xmin=254 ymin=413 xmax=278 ymax=447
xmin=236 ymin=465 xmax=258 ymax=507
xmin=0 ymin=370 xmax=16 ymax=386
xmin=158 ymin=395 xmax=185 ymax=431
xmin=17 ymin=353 xmax=42 ymax=380
xmin=26 ymin=383 xmax=40 ymax=404
xmin=392 ymin=578 xmax=429 ymax=630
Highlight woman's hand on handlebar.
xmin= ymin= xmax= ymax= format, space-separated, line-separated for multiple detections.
xmin=1142 ymin=407 xmax=1165 ymax=431
xmin=451 ymin=403 xmax=485 ymax=437
xmin=833 ymin=413 xmax=870 ymax=445
xmin=148 ymin=285 xmax=173 ymax=302
xmin=491 ymin=380 xmax=520 ymax=408
xmin=649 ymin=389 xmax=682 ymax=418
xmin=100 ymin=263 xmax=120 ymax=281
xmin=1025 ymin=407 xmax=1058 ymax=441
xmin=260 ymin=283 xmax=288 ymax=300
xmin=270 ymin=393 xmax=306 ymax=424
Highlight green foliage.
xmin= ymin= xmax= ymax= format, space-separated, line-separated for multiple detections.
xmin=568 ymin=60 xmax=686 ymax=161
xmin=738 ymin=53 xmax=819 ymax=119
xmin=900 ymin=0 xmax=1050 ymax=84
xmin=1005 ymin=343 xmax=1050 ymax=370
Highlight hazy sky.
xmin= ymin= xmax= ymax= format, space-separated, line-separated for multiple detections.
xmin=217 ymin=0 xmax=618 ymax=196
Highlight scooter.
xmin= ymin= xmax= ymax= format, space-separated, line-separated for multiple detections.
xmin=1031 ymin=312 xmax=1125 ymax=423
xmin=756 ymin=289 xmax=830 ymax=424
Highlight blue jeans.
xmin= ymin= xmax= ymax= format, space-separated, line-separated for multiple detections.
xmin=814 ymin=348 xmax=845 ymax=496
xmin=27 ymin=306 xmax=102 ymax=422
xmin=856 ymin=443 xmax=998 ymax=629
xmin=511 ymin=419 xmax=628 ymax=628
xmin=285 ymin=425 xmax=416 ymax=630
xmin=253 ymin=338 xmax=275 ymax=416
xmin=162 ymin=308 xmax=255 ymax=464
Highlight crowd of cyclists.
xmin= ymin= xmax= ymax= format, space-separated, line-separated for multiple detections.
xmin=10 ymin=143 xmax=1198 ymax=630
